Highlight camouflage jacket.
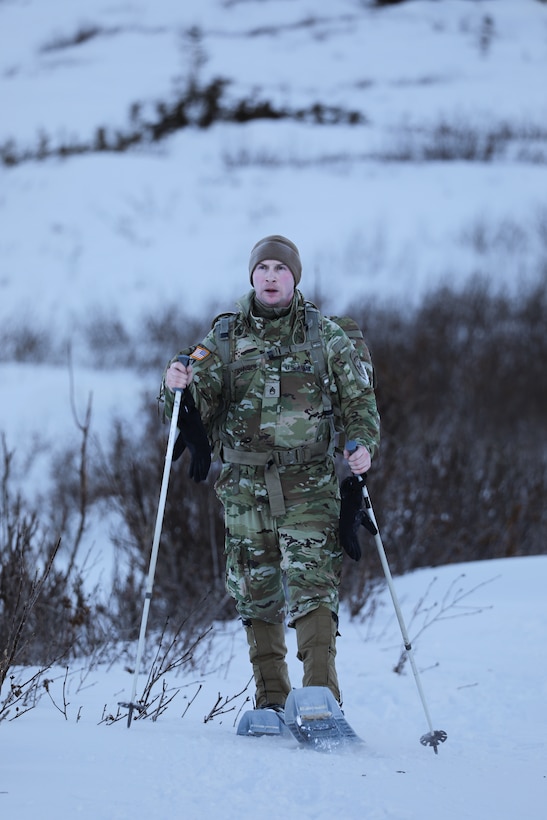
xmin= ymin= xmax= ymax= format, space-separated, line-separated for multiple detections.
xmin=162 ymin=290 xmax=380 ymax=461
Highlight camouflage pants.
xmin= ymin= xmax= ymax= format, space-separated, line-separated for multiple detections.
xmin=215 ymin=459 xmax=343 ymax=625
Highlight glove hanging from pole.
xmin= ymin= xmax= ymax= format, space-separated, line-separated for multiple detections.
xmin=339 ymin=475 xmax=377 ymax=561
xmin=172 ymin=391 xmax=211 ymax=482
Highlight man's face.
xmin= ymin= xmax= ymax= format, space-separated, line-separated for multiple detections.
xmin=252 ymin=259 xmax=295 ymax=308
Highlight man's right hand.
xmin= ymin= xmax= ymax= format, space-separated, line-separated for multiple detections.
xmin=165 ymin=360 xmax=194 ymax=390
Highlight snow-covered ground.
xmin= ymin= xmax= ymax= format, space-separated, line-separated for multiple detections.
xmin=2 ymin=555 xmax=546 ymax=820
xmin=1 ymin=1 xmax=546 ymax=817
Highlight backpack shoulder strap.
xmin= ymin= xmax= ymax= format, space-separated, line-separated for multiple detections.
xmin=212 ymin=311 xmax=237 ymax=399
xmin=213 ymin=312 xmax=236 ymax=358
xmin=304 ymin=304 xmax=336 ymax=447
xmin=304 ymin=304 xmax=329 ymax=394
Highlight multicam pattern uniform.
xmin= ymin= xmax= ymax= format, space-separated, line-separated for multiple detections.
xmin=163 ymin=289 xmax=380 ymax=625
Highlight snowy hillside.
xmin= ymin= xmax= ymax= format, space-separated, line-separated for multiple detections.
xmin=1 ymin=0 xmax=546 ymax=467
xmin=2 ymin=0 xmax=546 ymax=339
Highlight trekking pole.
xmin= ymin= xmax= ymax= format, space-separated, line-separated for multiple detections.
xmin=346 ymin=442 xmax=447 ymax=754
xmin=120 ymin=355 xmax=190 ymax=728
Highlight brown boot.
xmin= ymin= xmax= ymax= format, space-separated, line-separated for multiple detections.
xmin=245 ymin=620 xmax=292 ymax=708
xmin=295 ymin=605 xmax=341 ymax=703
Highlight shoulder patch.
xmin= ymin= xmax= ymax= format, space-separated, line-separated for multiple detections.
xmin=190 ymin=345 xmax=212 ymax=362
xmin=353 ymin=353 xmax=371 ymax=385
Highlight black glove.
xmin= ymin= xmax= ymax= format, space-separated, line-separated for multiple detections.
xmin=339 ymin=475 xmax=377 ymax=561
xmin=172 ymin=391 xmax=211 ymax=482
xmin=339 ymin=476 xmax=364 ymax=561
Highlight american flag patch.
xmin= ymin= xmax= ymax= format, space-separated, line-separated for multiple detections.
xmin=190 ymin=345 xmax=211 ymax=361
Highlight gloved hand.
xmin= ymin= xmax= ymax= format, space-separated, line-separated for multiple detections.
xmin=172 ymin=391 xmax=211 ymax=482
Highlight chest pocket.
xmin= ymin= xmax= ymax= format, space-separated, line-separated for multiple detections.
xmin=279 ymin=353 xmax=322 ymax=415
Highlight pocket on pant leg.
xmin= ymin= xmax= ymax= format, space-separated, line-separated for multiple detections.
xmin=224 ymin=533 xmax=252 ymax=609
xmin=280 ymin=490 xmax=343 ymax=622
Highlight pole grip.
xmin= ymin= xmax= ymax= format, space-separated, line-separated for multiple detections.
xmin=175 ymin=354 xmax=190 ymax=392
xmin=345 ymin=440 xmax=367 ymax=485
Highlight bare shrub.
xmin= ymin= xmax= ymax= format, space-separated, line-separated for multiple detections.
xmin=97 ymin=398 xmax=230 ymax=640
xmin=119 ymin=617 xmax=215 ymax=724
xmin=0 ymin=319 xmax=56 ymax=363
xmin=341 ymin=278 xmax=547 ymax=593
xmin=0 ymin=436 xmax=104 ymax=690
xmin=134 ymin=307 xmax=211 ymax=371
xmin=371 ymin=0 xmax=409 ymax=7
xmin=83 ymin=310 xmax=131 ymax=369
xmin=1 ymin=78 xmax=364 ymax=168
xmin=381 ymin=118 xmax=547 ymax=164
xmin=39 ymin=23 xmax=118 ymax=53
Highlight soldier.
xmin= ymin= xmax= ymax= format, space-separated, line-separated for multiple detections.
xmin=162 ymin=235 xmax=380 ymax=709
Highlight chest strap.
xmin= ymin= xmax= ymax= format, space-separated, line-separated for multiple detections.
xmin=221 ymin=441 xmax=330 ymax=517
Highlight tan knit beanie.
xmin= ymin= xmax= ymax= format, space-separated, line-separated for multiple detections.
xmin=248 ymin=235 xmax=302 ymax=285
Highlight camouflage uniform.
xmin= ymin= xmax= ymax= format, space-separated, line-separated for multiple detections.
xmin=162 ymin=289 xmax=380 ymax=627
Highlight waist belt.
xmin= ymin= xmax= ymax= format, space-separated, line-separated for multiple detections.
xmin=221 ymin=441 xmax=330 ymax=517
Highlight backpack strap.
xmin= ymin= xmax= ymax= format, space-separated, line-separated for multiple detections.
xmin=204 ymin=312 xmax=237 ymax=458
xmin=214 ymin=312 xmax=237 ymax=400
xmin=304 ymin=304 xmax=336 ymax=453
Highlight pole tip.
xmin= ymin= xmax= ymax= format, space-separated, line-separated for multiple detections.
xmin=420 ymin=729 xmax=447 ymax=754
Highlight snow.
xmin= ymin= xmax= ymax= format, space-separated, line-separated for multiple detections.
xmin=1 ymin=0 xmax=546 ymax=817
xmin=2 ymin=555 xmax=546 ymax=819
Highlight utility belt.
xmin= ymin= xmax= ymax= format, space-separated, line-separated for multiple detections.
xmin=221 ymin=440 xmax=330 ymax=517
